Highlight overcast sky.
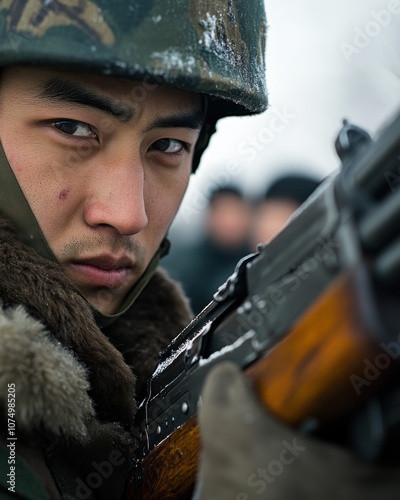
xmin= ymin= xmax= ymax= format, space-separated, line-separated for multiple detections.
xmin=172 ymin=0 xmax=400 ymax=235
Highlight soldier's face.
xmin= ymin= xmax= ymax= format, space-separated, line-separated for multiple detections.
xmin=0 ymin=67 xmax=202 ymax=314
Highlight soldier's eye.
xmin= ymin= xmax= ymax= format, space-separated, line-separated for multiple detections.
xmin=53 ymin=120 xmax=98 ymax=139
xmin=150 ymin=138 xmax=189 ymax=154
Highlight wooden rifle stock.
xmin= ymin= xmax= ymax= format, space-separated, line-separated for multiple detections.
xmin=124 ymin=268 xmax=394 ymax=499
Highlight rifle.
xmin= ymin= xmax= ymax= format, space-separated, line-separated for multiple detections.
xmin=124 ymin=110 xmax=400 ymax=499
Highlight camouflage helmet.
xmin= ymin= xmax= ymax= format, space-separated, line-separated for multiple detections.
xmin=0 ymin=0 xmax=268 ymax=169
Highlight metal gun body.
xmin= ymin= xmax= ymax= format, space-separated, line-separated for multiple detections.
xmin=135 ymin=111 xmax=400 ymax=461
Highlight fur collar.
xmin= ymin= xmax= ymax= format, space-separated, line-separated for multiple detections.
xmin=0 ymin=216 xmax=192 ymax=444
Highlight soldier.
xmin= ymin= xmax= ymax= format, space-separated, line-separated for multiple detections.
xmin=0 ymin=1 xmax=398 ymax=500
xmin=0 ymin=1 xmax=266 ymax=498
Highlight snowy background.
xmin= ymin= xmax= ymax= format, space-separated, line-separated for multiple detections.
xmin=171 ymin=0 xmax=400 ymax=239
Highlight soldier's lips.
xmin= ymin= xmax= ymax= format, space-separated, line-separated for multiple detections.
xmin=68 ymin=255 xmax=133 ymax=288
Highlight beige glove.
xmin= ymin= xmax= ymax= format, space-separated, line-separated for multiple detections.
xmin=193 ymin=362 xmax=400 ymax=500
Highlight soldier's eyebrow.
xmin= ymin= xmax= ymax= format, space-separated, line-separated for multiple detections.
xmin=37 ymin=78 xmax=134 ymax=123
xmin=144 ymin=109 xmax=205 ymax=132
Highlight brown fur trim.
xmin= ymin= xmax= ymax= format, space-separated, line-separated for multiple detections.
xmin=0 ymin=217 xmax=136 ymax=428
xmin=104 ymin=267 xmax=193 ymax=400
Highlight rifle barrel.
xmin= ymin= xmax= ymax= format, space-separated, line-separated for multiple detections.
xmin=375 ymin=238 xmax=400 ymax=285
xmin=359 ymin=188 xmax=400 ymax=252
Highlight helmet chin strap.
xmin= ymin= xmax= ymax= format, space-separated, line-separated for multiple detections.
xmin=0 ymin=142 xmax=169 ymax=328
xmin=0 ymin=143 xmax=56 ymax=263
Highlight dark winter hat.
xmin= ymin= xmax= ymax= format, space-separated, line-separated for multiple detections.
xmin=208 ymin=185 xmax=244 ymax=204
xmin=263 ymin=173 xmax=320 ymax=206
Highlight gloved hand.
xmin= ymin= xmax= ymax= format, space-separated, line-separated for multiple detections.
xmin=193 ymin=362 xmax=400 ymax=500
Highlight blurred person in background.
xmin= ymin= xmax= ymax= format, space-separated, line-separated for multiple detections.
xmin=250 ymin=172 xmax=321 ymax=250
xmin=163 ymin=185 xmax=252 ymax=314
